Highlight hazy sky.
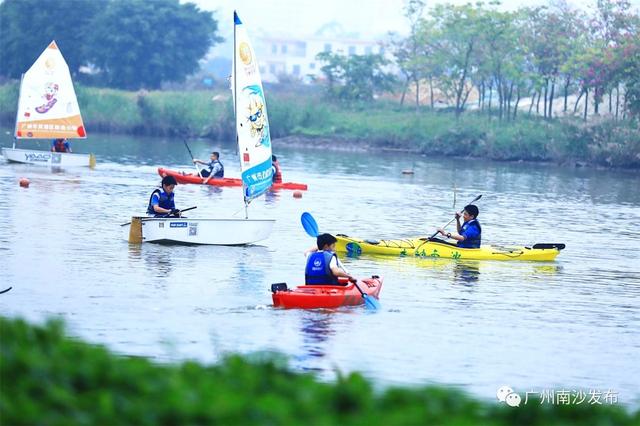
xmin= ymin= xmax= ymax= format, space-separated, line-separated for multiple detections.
xmin=188 ymin=0 xmax=640 ymax=40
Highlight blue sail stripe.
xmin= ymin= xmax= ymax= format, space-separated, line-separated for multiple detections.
xmin=242 ymin=158 xmax=272 ymax=200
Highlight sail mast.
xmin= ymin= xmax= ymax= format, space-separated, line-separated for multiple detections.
xmin=12 ymin=73 xmax=25 ymax=149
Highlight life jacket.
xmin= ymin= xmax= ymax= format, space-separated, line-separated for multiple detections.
xmin=146 ymin=188 xmax=175 ymax=216
xmin=53 ymin=140 xmax=67 ymax=152
xmin=305 ymin=251 xmax=339 ymax=285
xmin=272 ymin=160 xmax=282 ymax=183
xmin=458 ymin=219 xmax=482 ymax=249
xmin=210 ymin=160 xmax=224 ymax=178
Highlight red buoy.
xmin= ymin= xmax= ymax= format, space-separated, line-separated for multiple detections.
xmin=19 ymin=178 xmax=30 ymax=188
xmin=293 ymin=191 xmax=302 ymax=198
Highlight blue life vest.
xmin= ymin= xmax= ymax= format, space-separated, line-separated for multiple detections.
xmin=458 ymin=219 xmax=482 ymax=248
xmin=305 ymin=251 xmax=339 ymax=285
xmin=210 ymin=160 xmax=224 ymax=178
xmin=146 ymin=188 xmax=175 ymax=216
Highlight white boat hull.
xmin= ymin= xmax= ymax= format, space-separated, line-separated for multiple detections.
xmin=2 ymin=147 xmax=95 ymax=168
xmin=122 ymin=217 xmax=275 ymax=245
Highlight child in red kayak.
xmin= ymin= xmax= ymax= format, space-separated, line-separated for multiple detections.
xmin=304 ymin=233 xmax=355 ymax=285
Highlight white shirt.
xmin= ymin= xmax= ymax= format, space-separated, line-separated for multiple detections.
xmin=208 ymin=160 xmax=223 ymax=176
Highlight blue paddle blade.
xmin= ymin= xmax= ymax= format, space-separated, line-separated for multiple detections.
xmin=301 ymin=212 xmax=319 ymax=237
xmin=362 ymin=294 xmax=381 ymax=310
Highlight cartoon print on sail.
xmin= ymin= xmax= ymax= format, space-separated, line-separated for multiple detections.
xmin=2 ymin=40 xmax=94 ymax=167
xmin=35 ymin=82 xmax=59 ymax=114
xmin=243 ymin=85 xmax=270 ymax=148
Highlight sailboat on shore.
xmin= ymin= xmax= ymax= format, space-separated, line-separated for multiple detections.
xmin=122 ymin=11 xmax=275 ymax=245
xmin=2 ymin=41 xmax=95 ymax=168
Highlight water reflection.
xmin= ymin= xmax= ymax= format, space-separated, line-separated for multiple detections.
xmin=453 ymin=261 xmax=481 ymax=285
xmin=531 ymin=264 xmax=562 ymax=276
xmin=204 ymin=185 xmax=223 ymax=195
xmin=143 ymin=248 xmax=175 ymax=278
xmin=299 ymin=311 xmax=335 ymax=370
xmin=127 ymin=243 xmax=142 ymax=260
xmin=265 ymin=189 xmax=281 ymax=205
xmin=234 ymin=250 xmax=266 ymax=285
xmin=229 ymin=246 xmax=273 ymax=295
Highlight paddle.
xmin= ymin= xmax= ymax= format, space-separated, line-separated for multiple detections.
xmin=0 ymin=287 xmax=12 ymax=295
xmin=428 ymin=194 xmax=482 ymax=240
xmin=120 ymin=206 xmax=198 ymax=226
xmin=351 ymin=278 xmax=381 ymax=310
xmin=183 ymin=139 xmax=203 ymax=178
xmin=300 ymin=212 xmax=380 ymax=310
xmin=301 ymin=211 xmax=319 ymax=237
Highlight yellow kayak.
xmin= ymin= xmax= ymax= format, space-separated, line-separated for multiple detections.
xmin=335 ymin=234 xmax=564 ymax=261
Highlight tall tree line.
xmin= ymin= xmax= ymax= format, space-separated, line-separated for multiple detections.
xmin=391 ymin=0 xmax=640 ymax=120
xmin=0 ymin=0 xmax=221 ymax=90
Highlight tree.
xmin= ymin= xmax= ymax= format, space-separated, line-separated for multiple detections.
xmin=316 ymin=52 xmax=396 ymax=102
xmin=613 ymin=34 xmax=640 ymax=119
xmin=85 ymin=0 xmax=221 ymax=89
xmin=427 ymin=3 xmax=483 ymax=116
xmin=475 ymin=8 xmax=525 ymax=120
xmin=520 ymin=6 xmax=570 ymax=119
xmin=555 ymin=3 xmax=589 ymax=115
xmin=0 ymin=0 xmax=101 ymax=78
xmin=390 ymin=0 xmax=427 ymax=109
xmin=588 ymin=0 xmax=640 ymax=117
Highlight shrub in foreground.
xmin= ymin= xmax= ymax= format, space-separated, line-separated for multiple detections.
xmin=1 ymin=317 xmax=638 ymax=425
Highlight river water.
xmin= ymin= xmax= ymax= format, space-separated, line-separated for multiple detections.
xmin=1 ymin=131 xmax=639 ymax=405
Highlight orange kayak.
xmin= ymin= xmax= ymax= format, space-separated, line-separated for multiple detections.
xmin=271 ymin=276 xmax=383 ymax=309
xmin=158 ymin=168 xmax=308 ymax=191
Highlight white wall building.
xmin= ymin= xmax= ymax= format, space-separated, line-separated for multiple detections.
xmin=255 ymin=31 xmax=384 ymax=83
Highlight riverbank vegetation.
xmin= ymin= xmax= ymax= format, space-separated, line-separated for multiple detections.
xmin=1 ymin=316 xmax=638 ymax=425
xmin=1 ymin=83 xmax=638 ymax=168
xmin=0 ymin=0 xmax=638 ymax=169
xmin=386 ymin=0 xmax=640 ymax=121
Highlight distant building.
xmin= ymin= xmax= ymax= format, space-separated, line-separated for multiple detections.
xmin=254 ymin=22 xmax=384 ymax=83
xmin=200 ymin=22 xmax=386 ymax=84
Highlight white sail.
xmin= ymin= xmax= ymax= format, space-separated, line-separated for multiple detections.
xmin=233 ymin=11 xmax=273 ymax=202
xmin=120 ymin=13 xmax=276 ymax=245
xmin=15 ymin=40 xmax=86 ymax=140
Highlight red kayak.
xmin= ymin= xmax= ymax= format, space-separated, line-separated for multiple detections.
xmin=271 ymin=276 xmax=383 ymax=309
xmin=158 ymin=168 xmax=308 ymax=191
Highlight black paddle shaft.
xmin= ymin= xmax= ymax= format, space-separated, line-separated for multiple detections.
xmin=183 ymin=139 xmax=203 ymax=178
xmin=183 ymin=139 xmax=196 ymax=161
xmin=351 ymin=280 xmax=368 ymax=299
xmin=160 ymin=205 xmax=197 ymax=218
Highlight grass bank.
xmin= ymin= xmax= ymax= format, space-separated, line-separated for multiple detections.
xmin=1 ymin=83 xmax=638 ymax=168
xmin=1 ymin=316 xmax=638 ymax=425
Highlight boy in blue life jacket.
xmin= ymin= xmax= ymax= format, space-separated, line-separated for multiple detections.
xmin=304 ymin=233 xmax=355 ymax=285
xmin=436 ymin=204 xmax=482 ymax=248
xmin=147 ymin=175 xmax=182 ymax=217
